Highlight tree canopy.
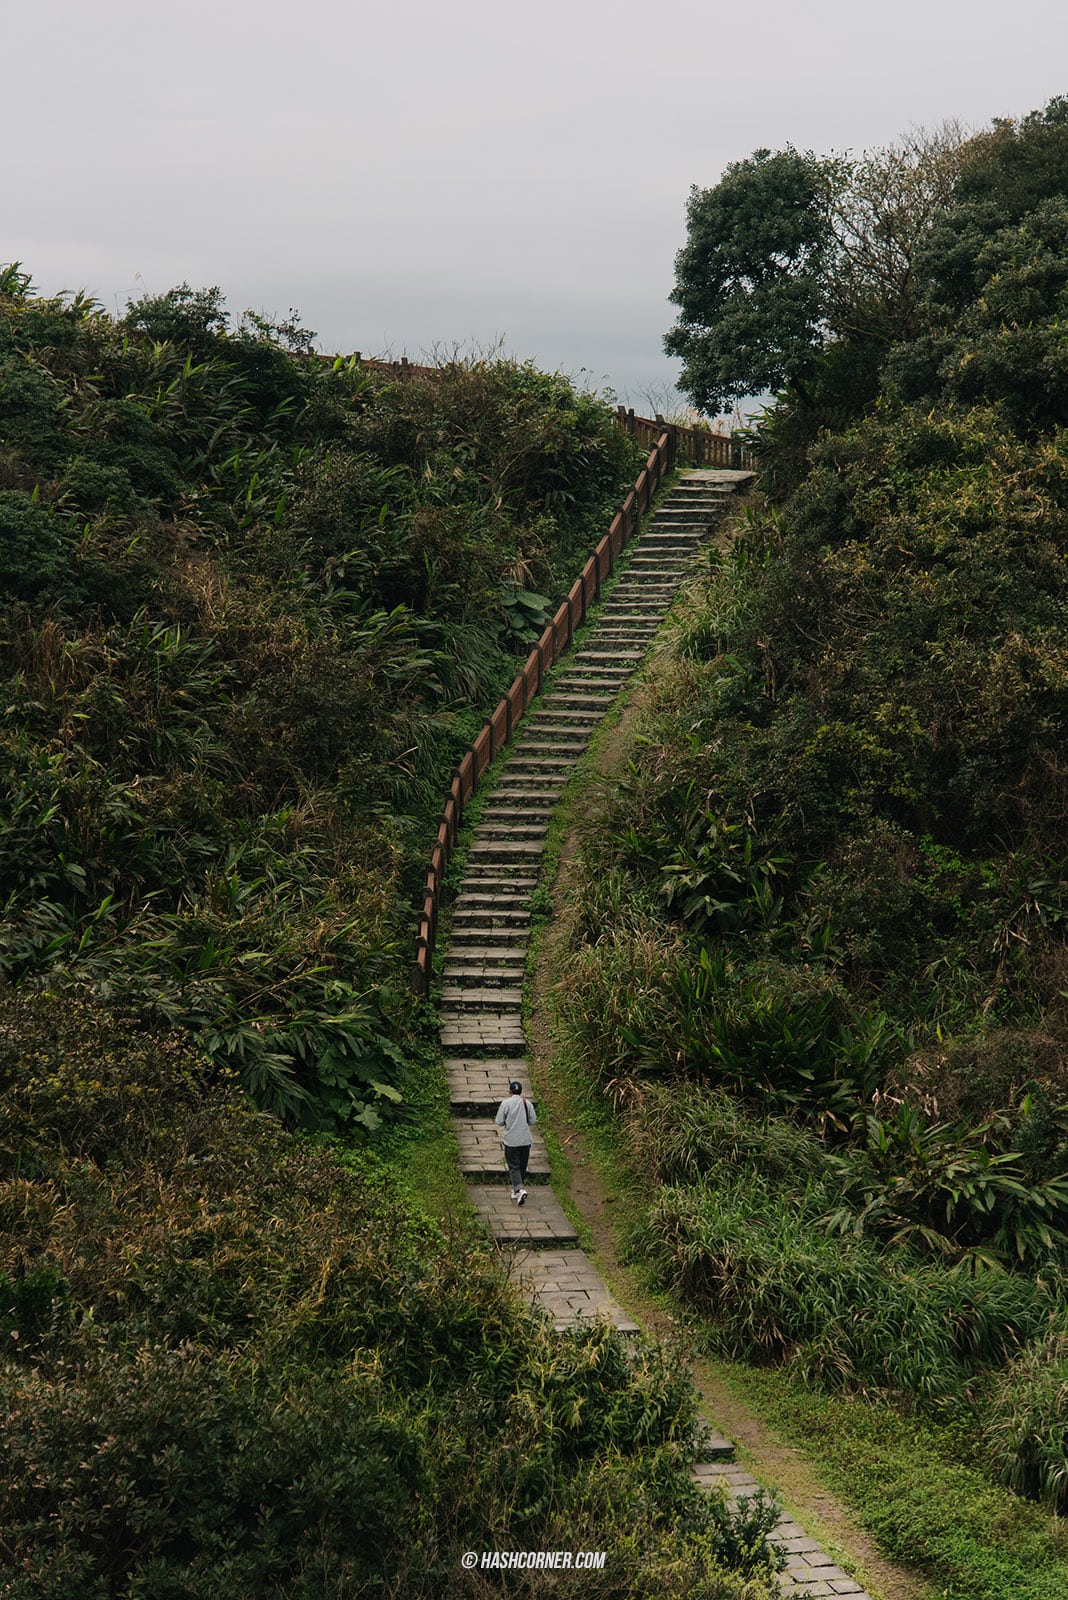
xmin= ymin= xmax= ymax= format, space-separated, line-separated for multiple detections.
xmin=664 ymin=126 xmax=968 ymax=415
xmin=664 ymin=147 xmax=830 ymax=413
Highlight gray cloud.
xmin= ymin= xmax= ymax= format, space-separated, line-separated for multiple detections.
xmin=4 ymin=0 xmax=1066 ymax=406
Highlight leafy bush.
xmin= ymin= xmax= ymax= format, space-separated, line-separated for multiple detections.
xmin=629 ymin=1087 xmax=1053 ymax=1399
xmin=0 ymin=273 xmax=642 ymax=1127
xmin=0 ymin=989 xmax=774 ymax=1600
xmin=985 ymin=1330 xmax=1068 ymax=1511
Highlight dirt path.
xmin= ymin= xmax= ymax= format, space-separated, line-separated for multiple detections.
xmin=524 ymin=681 xmax=933 ymax=1600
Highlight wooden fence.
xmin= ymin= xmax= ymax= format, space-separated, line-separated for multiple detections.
xmin=615 ymin=407 xmax=756 ymax=471
xmin=411 ymin=413 xmax=752 ymax=995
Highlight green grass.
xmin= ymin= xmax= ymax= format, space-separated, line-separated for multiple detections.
xmin=720 ymin=1365 xmax=1068 ymax=1600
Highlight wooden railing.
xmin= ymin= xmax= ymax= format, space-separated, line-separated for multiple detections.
xmin=411 ymin=415 xmax=752 ymax=995
xmin=615 ymin=407 xmax=757 ymax=472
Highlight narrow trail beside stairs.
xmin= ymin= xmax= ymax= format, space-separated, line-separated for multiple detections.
xmin=437 ymin=471 xmax=921 ymax=1600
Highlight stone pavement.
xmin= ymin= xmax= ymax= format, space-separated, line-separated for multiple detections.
xmin=436 ymin=469 xmax=873 ymax=1599
xmin=510 ymin=1249 xmax=640 ymax=1331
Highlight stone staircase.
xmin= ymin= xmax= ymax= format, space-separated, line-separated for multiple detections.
xmin=437 ymin=467 xmax=875 ymax=1598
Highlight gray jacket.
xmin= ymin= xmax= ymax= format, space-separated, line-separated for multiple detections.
xmin=495 ymin=1093 xmax=537 ymax=1147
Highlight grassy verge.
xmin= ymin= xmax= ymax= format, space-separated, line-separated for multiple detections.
xmin=719 ymin=1365 xmax=1068 ymax=1600
xmin=534 ymin=864 xmax=1068 ymax=1600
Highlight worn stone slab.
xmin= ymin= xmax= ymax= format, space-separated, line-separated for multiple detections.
xmin=689 ymin=1428 xmax=737 ymax=1462
xmin=446 ymin=1058 xmax=531 ymax=1113
xmin=510 ymin=1248 xmax=639 ymax=1331
xmin=440 ymin=1018 xmax=526 ymax=1056
xmin=439 ymin=987 xmax=523 ymax=1013
xmin=467 ymin=843 xmax=547 ymax=866
xmin=486 ymin=790 xmax=564 ymax=808
xmin=443 ymin=954 xmax=526 ymax=975
xmin=467 ymin=1184 xmax=578 ymax=1245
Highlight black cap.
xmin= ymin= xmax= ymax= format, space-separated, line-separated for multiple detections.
xmin=508 ymin=1080 xmax=523 ymax=1094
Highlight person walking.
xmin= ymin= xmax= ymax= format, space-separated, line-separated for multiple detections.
xmin=495 ymin=1079 xmax=537 ymax=1205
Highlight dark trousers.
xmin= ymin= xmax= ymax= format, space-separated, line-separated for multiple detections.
xmin=505 ymin=1142 xmax=531 ymax=1192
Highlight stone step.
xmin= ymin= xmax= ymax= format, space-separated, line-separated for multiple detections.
xmin=692 ymin=1426 xmax=736 ymax=1462
xmin=540 ymin=683 xmax=620 ymax=698
xmin=446 ymin=941 xmax=527 ymax=962
xmin=462 ymin=863 xmax=541 ymax=881
xmin=479 ymin=796 xmax=556 ymax=812
xmin=466 ymin=1184 xmax=579 ymax=1246
xmin=475 ymin=822 xmax=548 ymax=841
xmin=503 ymin=755 xmax=579 ymax=775
xmin=549 ymin=667 xmax=635 ymax=684
xmin=510 ymin=743 xmax=586 ymax=763
xmin=588 ymin=628 xmax=658 ymax=643
xmin=441 ymin=985 xmax=523 ymax=1011
xmin=593 ymin=611 xmax=666 ymax=622
xmin=637 ymin=532 xmax=708 ymax=544
xmin=605 ymin=585 xmax=674 ymax=599
xmin=444 ymin=961 xmax=526 ymax=984
xmin=512 ymin=1248 xmax=640 ymax=1332
xmin=645 ymin=518 xmax=716 ymax=529
xmin=607 ymin=585 xmax=675 ymax=599
xmin=539 ymin=691 xmax=616 ymax=713
xmin=517 ymin=719 xmax=592 ymax=738
xmin=512 ymin=736 xmax=589 ymax=756
xmin=440 ymin=1017 xmax=527 ymax=1056
xmin=453 ymin=887 xmax=534 ymax=905
xmin=454 ymin=1120 xmax=550 ymax=1183
xmin=449 ymin=930 xmax=529 ymax=950
xmin=550 ymin=676 xmax=630 ymax=695
xmin=574 ymin=649 xmax=643 ymax=663
xmin=443 ymin=953 xmax=527 ymax=975
xmin=664 ymin=503 xmax=726 ymax=512
xmin=495 ymin=773 xmax=569 ymax=790
xmin=591 ymin=608 xmax=668 ymax=620
xmin=467 ymin=838 xmax=546 ymax=860
xmin=446 ymin=1057 xmax=532 ymax=1115
xmin=672 ymin=483 xmax=733 ymax=494
xmin=451 ymin=912 xmax=532 ymax=931
xmin=572 ymin=630 xmax=655 ymax=643
xmin=524 ymin=707 xmax=604 ymax=724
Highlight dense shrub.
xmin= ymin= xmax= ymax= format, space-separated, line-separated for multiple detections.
xmin=0 ymin=989 xmax=774 ymax=1599
xmin=0 ymin=272 xmax=642 ymax=1127
xmin=626 ymin=1086 xmax=1055 ymax=1397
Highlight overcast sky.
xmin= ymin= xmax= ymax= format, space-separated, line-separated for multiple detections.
xmin=5 ymin=0 xmax=1066 ymax=410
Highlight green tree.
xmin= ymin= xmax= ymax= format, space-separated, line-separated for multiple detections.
xmin=664 ymin=147 xmax=832 ymax=413
xmin=665 ymin=131 xmax=970 ymax=420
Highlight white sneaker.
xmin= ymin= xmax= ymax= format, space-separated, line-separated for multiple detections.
xmin=510 ymin=1190 xmax=520 ymax=1203
xmin=517 ymin=1189 xmax=527 ymax=1206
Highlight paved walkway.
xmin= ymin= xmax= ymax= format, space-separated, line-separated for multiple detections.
xmin=437 ymin=470 xmax=875 ymax=1598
